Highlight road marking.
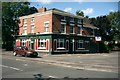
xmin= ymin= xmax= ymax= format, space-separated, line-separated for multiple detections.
xmin=0 ymin=65 xmax=23 ymax=71
xmin=49 ymin=75 xmax=58 ymax=78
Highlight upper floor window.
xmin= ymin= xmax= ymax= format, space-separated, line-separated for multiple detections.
xmin=78 ymin=26 xmax=82 ymax=34
xmin=78 ymin=19 xmax=81 ymax=24
xmin=70 ymin=18 xmax=74 ymax=22
xmin=31 ymin=25 xmax=34 ymax=33
xmin=70 ymin=25 xmax=74 ymax=33
xmin=61 ymin=16 xmax=66 ymax=21
xmin=23 ymin=18 xmax=27 ymax=24
xmin=23 ymin=26 xmax=27 ymax=35
xmin=31 ymin=17 xmax=35 ymax=22
xmin=44 ymin=21 xmax=49 ymax=32
xmin=61 ymin=24 xmax=66 ymax=33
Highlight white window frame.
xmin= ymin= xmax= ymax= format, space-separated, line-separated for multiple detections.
xmin=61 ymin=16 xmax=66 ymax=21
xmin=61 ymin=23 xmax=66 ymax=33
xmin=23 ymin=26 xmax=27 ymax=35
xmin=78 ymin=19 xmax=81 ymax=24
xmin=70 ymin=25 xmax=74 ymax=34
xmin=38 ymin=39 xmax=46 ymax=49
xmin=78 ymin=40 xmax=84 ymax=49
xmin=31 ymin=25 xmax=35 ymax=33
xmin=78 ymin=26 xmax=82 ymax=34
xmin=57 ymin=39 xmax=65 ymax=49
xmin=70 ymin=18 xmax=74 ymax=22
xmin=44 ymin=21 xmax=49 ymax=33
xmin=21 ymin=39 xmax=26 ymax=46
xmin=31 ymin=17 xmax=35 ymax=22
xmin=23 ymin=18 xmax=27 ymax=24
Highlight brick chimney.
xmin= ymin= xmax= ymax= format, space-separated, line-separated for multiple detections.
xmin=38 ymin=7 xmax=46 ymax=13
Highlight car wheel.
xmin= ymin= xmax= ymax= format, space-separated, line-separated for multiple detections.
xmin=24 ymin=53 xmax=28 ymax=57
xmin=13 ymin=52 xmax=17 ymax=56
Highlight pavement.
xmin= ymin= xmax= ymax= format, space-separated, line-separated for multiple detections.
xmin=1 ymin=49 xmax=119 ymax=73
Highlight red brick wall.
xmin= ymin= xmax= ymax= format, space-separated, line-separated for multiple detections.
xmin=52 ymin=14 xmax=61 ymax=33
xmin=35 ymin=14 xmax=52 ymax=33
xmin=18 ymin=13 xmax=52 ymax=35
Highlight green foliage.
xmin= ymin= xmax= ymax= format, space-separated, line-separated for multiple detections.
xmin=2 ymin=2 xmax=38 ymax=50
xmin=107 ymin=12 xmax=120 ymax=41
xmin=76 ymin=10 xmax=84 ymax=17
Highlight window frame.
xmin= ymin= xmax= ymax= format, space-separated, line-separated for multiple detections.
xmin=61 ymin=16 xmax=66 ymax=21
xmin=70 ymin=25 xmax=74 ymax=34
xmin=31 ymin=25 xmax=35 ymax=33
xmin=61 ymin=23 xmax=66 ymax=33
xmin=38 ymin=39 xmax=46 ymax=49
xmin=44 ymin=21 xmax=49 ymax=32
xmin=78 ymin=40 xmax=84 ymax=49
xmin=31 ymin=17 xmax=35 ymax=22
xmin=57 ymin=39 xmax=65 ymax=49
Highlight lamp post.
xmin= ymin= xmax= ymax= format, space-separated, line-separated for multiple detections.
xmin=72 ymin=39 xmax=75 ymax=54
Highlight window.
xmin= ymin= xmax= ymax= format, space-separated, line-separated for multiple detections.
xmin=57 ymin=39 xmax=65 ymax=48
xmin=78 ymin=19 xmax=81 ymax=24
xmin=78 ymin=26 xmax=82 ymax=34
xmin=70 ymin=18 xmax=74 ymax=22
xmin=44 ymin=21 xmax=49 ymax=32
xmin=38 ymin=39 xmax=46 ymax=48
xmin=61 ymin=16 xmax=66 ymax=21
xmin=70 ymin=25 xmax=74 ymax=33
xmin=78 ymin=40 xmax=83 ymax=48
xmin=23 ymin=26 xmax=27 ymax=35
xmin=31 ymin=25 xmax=34 ymax=33
xmin=31 ymin=17 xmax=35 ymax=22
xmin=61 ymin=24 xmax=65 ymax=33
xmin=23 ymin=18 xmax=27 ymax=24
xmin=21 ymin=40 xmax=26 ymax=46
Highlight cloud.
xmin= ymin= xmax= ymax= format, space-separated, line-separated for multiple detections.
xmin=64 ymin=8 xmax=73 ymax=12
xmin=38 ymin=0 xmax=52 ymax=4
xmin=109 ymin=9 xmax=114 ymax=12
xmin=82 ymin=8 xmax=94 ymax=15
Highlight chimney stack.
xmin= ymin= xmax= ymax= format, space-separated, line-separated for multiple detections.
xmin=38 ymin=7 xmax=46 ymax=13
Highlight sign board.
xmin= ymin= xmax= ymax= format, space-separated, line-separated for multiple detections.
xmin=95 ymin=36 xmax=102 ymax=41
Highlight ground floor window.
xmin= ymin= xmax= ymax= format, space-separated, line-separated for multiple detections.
xmin=78 ymin=40 xmax=83 ymax=48
xmin=21 ymin=39 xmax=26 ymax=46
xmin=38 ymin=39 xmax=46 ymax=49
xmin=57 ymin=39 xmax=65 ymax=49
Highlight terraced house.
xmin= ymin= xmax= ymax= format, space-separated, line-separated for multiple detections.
xmin=15 ymin=7 xmax=100 ymax=54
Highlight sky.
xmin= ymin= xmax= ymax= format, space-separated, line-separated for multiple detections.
xmin=29 ymin=1 xmax=119 ymax=18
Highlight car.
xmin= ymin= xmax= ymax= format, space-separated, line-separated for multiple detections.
xmin=13 ymin=46 xmax=38 ymax=57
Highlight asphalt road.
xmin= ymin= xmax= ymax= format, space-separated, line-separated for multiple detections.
xmin=1 ymin=51 xmax=118 ymax=79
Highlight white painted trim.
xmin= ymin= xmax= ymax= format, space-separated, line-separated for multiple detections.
xmin=70 ymin=23 xmax=75 ymax=26
xmin=35 ymin=50 xmax=49 ymax=52
xmin=76 ymin=50 xmax=89 ymax=52
xmin=61 ymin=22 xmax=66 ymax=24
xmin=38 ymin=47 xmax=46 ymax=49
xmin=31 ymin=23 xmax=35 ymax=25
xmin=44 ymin=21 xmax=49 ymax=24
xmin=57 ymin=48 xmax=66 ymax=49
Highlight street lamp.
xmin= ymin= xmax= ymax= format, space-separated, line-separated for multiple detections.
xmin=72 ymin=39 xmax=75 ymax=54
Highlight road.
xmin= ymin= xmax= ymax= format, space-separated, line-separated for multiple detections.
xmin=1 ymin=50 xmax=119 ymax=79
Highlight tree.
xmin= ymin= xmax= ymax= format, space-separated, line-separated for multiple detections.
xmin=2 ymin=2 xmax=38 ymax=50
xmin=107 ymin=11 xmax=120 ymax=41
xmin=76 ymin=10 xmax=84 ymax=17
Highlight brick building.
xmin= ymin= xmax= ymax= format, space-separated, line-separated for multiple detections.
xmin=15 ymin=7 xmax=100 ymax=54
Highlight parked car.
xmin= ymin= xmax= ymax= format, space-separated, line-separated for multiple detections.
xmin=13 ymin=46 xmax=38 ymax=57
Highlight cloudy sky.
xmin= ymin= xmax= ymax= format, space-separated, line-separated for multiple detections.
xmin=29 ymin=0 xmax=119 ymax=18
